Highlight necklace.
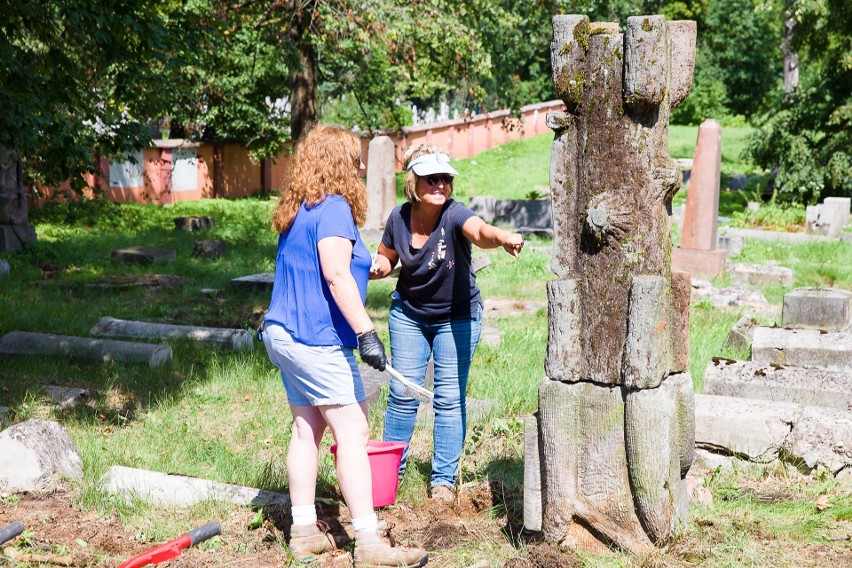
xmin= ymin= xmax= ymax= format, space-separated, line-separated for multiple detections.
xmin=416 ymin=203 xmax=428 ymax=235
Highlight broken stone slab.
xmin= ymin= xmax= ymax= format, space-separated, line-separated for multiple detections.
xmin=230 ymin=273 xmax=274 ymax=293
xmin=720 ymin=226 xmax=836 ymax=244
xmin=695 ymin=394 xmax=852 ymax=474
xmin=690 ymin=281 xmax=774 ymax=313
xmin=724 ymin=316 xmax=759 ymax=352
xmin=0 ymin=258 xmax=8 ymax=278
xmin=100 ymin=465 xmax=290 ymax=508
xmin=728 ymin=263 xmax=793 ymax=288
xmin=111 ymin=246 xmax=176 ymax=266
xmin=0 ymin=419 xmax=83 ymax=492
xmin=752 ymin=327 xmax=852 ymax=373
xmin=703 ymin=358 xmax=852 ymax=411
xmin=192 ymin=239 xmax=227 ymax=260
xmin=43 ymin=386 xmax=89 ymax=409
xmin=494 ymin=199 xmax=552 ymax=231
xmin=0 ymin=331 xmax=172 ymax=367
xmin=174 ymin=216 xmax=214 ymax=231
xmin=472 ymin=253 xmax=490 ymax=273
xmin=782 ymin=288 xmax=852 ymax=332
xmin=86 ymin=274 xmax=184 ymax=290
xmin=90 ymin=316 xmax=253 ymax=351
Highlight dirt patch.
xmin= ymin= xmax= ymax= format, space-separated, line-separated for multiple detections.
xmin=502 ymin=542 xmax=580 ymax=568
xmin=482 ymin=298 xmax=546 ymax=320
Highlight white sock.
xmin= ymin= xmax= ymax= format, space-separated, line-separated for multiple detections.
xmin=352 ymin=513 xmax=378 ymax=533
xmin=291 ymin=505 xmax=317 ymax=526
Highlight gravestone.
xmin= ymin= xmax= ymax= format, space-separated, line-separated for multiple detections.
xmin=0 ymin=331 xmax=173 ymax=367
xmin=805 ymin=197 xmax=850 ymax=237
xmin=782 ymin=288 xmax=852 ymax=331
xmin=43 ymin=386 xmax=90 ymax=409
xmin=192 ymin=239 xmax=227 ymax=260
xmin=174 ymin=216 xmax=214 ymax=231
xmin=752 ymin=327 xmax=852 ymax=372
xmin=0 ymin=147 xmax=36 ymax=253
xmin=111 ymin=246 xmax=176 ymax=265
xmin=0 ymin=419 xmax=83 ymax=492
xmin=90 ymin=316 xmax=253 ymax=351
xmin=724 ymin=315 xmax=759 ymax=352
xmin=671 ymin=119 xmax=727 ymax=279
xmin=364 ymin=136 xmax=396 ymax=230
xmin=525 ymin=15 xmax=696 ymax=553
xmin=728 ymin=263 xmax=794 ymax=287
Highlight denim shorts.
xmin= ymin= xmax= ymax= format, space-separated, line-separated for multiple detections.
xmin=262 ymin=322 xmax=365 ymax=407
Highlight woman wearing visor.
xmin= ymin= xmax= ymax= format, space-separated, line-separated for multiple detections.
xmin=369 ymin=145 xmax=524 ymax=503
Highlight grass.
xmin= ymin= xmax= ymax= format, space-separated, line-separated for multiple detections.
xmin=1 ymin=132 xmax=850 ymax=566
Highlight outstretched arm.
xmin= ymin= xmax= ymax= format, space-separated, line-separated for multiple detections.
xmin=462 ymin=216 xmax=525 ymax=258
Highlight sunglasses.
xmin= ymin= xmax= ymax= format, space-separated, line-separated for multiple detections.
xmin=425 ymin=175 xmax=454 ymax=186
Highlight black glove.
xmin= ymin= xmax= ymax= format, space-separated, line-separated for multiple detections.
xmin=357 ymin=330 xmax=387 ymax=371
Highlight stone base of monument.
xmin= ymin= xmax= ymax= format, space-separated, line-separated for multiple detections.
xmin=671 ymin=246 xmax=727 ymax=280
xmin=752 ymin=327 xmax=852 ymax=373
xmin=0 ymin=224 xmax=36 ymax=253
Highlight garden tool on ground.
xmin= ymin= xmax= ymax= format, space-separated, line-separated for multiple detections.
xmin=117 ymin=521 xmax=220 ymax=568
xmin=0 ymin=522 xmax=23 ymax=546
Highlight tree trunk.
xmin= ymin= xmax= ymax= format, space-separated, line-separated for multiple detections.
xmin=781 ymin=0 xmax=799 ymax=98
xmin=289 ymin=39 xmax=318 ymax=143
xmin=530 ymin=15 xmax=697 ymax=553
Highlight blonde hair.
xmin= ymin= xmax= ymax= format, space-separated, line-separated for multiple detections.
xmin=272 ymin=125 xmax=366 ymax=233
xmin=401 ymin=144 xmax=454 ymax=203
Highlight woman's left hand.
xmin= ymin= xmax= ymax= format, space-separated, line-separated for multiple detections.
xmin=502 ymin=233 xmax=524 ymax=258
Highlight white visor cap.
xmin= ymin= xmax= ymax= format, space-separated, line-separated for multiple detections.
xmin=406 ymin=153 xmax=459 ymax=177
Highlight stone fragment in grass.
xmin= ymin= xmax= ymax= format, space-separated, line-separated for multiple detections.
xmin=111 ymin=246 xmax=176 ymax=266
xmin=174 ymin=216 xmax=214 ymax=231
xmin=43 ymin=386 xmax=89 ymax=409
xmin=724 ymin=315 xmax=759 ymax=352
xmin=0 ymin=419 xmax=83 ymax=492
xmin=0 ymin=331 xmax=172 ymax=367
xmin=472 ymin=253 xmax=490 ymax=273
xmin=728 ymin=263 xmax=794 ymax=288
xmin=0 ymin=259 xmax=8 ymax=278
xmin=90 ymin=316 xmax=253 ymax=351
xmin=230 ymin=273 xmax=274 ymax=293
xmin=703 ymin=358 xmax=852 ymax=411
xmin=192 ymin=239 xmax=227 ymax=260
xmin=100 ymin=465 xmax=290 ymax=508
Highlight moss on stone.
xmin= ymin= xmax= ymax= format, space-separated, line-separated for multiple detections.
xmin=642 ymin=18 xmax=653 ymax=32
xmin=573 ymin=19 xmax=590 ymax=50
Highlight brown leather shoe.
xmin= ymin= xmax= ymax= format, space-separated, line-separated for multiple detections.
xmin=429 ymin=485 xmax=455 ymax=504
xmin=289 ymin=522 xmax=337 ymax=562
xmin=354 ymin=523 xmax=428 ymax=567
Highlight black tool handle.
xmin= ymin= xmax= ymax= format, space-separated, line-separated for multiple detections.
xmin=186 ymin=521 xmax=221 ymax=546
xmin=0 ymin=521 xmax=24 ymax=545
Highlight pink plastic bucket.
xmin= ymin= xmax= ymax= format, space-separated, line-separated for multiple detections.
xmin=330 ymin=440 xmax=408 ymax=508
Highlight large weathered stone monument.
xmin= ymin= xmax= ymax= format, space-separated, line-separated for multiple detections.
xmin=525 ymin=15 xmax=696 ymax=553
xmin=364 ymin=136 xmax=397 ymax=230
xmin=0 ymin=147 xmax=36 ymax=252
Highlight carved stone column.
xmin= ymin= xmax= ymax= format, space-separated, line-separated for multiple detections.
xmin=526 ymin=15 xmax=696 ymax=553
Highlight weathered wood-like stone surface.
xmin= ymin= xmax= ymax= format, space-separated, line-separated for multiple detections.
xmin=101 ymin=465 xmax=289 ymax=508
xmin=90 ymin=316 xmax=253 ymax=351
xmin=0 ymin=420 xmax=83 ymax=492
xmin=0 ymin=331 xmax=172 ymax=367
xmin=704 ymin=358 xmax=852 ymax=411
xmin=534 ymin=14 xmax=696 ymax=553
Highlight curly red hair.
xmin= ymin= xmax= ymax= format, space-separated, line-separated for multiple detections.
xmin=272 ymin=125 xmax=366 ymax=233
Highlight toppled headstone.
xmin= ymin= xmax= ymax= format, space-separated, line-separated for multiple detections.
xmin=192 ymin=239 xmax=227 ymax=260
xmin=695 ymin=394 xmax=852 ymax=473
xmin=703 ymin=358 xmax=852 ymax=411
xmin=111 ymin=246 xmax=176 ymax=266
xmin=782 ymin=288 xmax=852 ymax=332
xmin=43 ymin=386 xmax=89 ymax=409
xmin=752 ymin=327 xmax=852 ymax=373
xmin=86 ymin=274 xmax=183 ymax=290
xmin=174 ymin=216 xmax=214 ymax=231
xmin=472 ymin=253 xmax=490 ymax=273
xmin=728 ymin=263 xmax=793 ymax=288
xmin=100 ymin=465 xmax=289 ymax=508
xmin=90 ymin=316 xmax=253 ymax=351
xmin=0 ymin=258 xmax=8 ymax=278
xmin=230 ymin=273 xmax=274 ymax=293
xmin=0 ymin=419 xmax=83 ymax=492
xmin=0 ymin=331 xmax=173 ymax=367
xmin=725 ymin=315 xmax=759 ymax=352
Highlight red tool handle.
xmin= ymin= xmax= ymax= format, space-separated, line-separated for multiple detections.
xmin=117 ymin=522 xmax=220 ymax=568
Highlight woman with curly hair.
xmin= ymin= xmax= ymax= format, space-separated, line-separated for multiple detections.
xmin=370 ymin=144 xmax=524 ymax=504
xmin=263 ymin=125 xmax=428 ymax=567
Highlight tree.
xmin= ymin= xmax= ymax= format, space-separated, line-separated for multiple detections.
xmin=748 ymin=0 xmax=852 ymax=201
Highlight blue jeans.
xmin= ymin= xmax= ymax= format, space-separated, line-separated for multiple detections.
xmin=383 ymin=298 xmax=483 ymax=488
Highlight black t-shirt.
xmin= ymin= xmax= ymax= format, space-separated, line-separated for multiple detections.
xmin=382 ymin=199 xmax=481 ymax=321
